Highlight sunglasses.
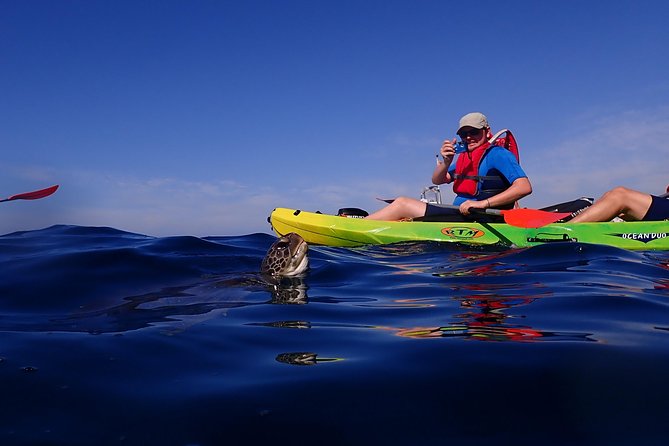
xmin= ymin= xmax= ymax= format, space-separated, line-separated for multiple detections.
xmin=458 ymin=128 xmax=484 ymax=138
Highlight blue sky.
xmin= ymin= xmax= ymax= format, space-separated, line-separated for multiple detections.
xmin=2 ymin=0 xmax=668 ymax=236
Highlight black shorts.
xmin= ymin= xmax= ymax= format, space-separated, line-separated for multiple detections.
xmin=422 ymin=203 xmax=503 ymax=223
xmin=643 ymin=195 xmax=669 ymax=221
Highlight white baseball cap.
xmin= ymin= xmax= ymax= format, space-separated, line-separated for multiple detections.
xmin=457 ymin=112 xmax=489 ymax=133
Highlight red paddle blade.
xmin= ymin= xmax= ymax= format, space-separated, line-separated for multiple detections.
xmin=3 ymin=185 xmax=59 ymax=202
xmin=501 ymin=208 xmax=572 ymax=228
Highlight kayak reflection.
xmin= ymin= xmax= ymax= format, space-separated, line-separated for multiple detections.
xmin=396 ymin=294 xmax=594 ymax=342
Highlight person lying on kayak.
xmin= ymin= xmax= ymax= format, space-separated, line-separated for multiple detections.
xmin=366 ymin=112 xmax=532 ymax=221
xmin=570 ymin=186 xmax=669 ymax=222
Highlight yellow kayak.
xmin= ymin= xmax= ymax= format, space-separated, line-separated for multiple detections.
xmin=268 ymin=207 xmax=669 ymax=250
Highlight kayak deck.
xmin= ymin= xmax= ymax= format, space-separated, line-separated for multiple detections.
xmin=268 ymin=208 xmax=669 ymax=250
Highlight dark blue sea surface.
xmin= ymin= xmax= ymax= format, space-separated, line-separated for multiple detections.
xmin=1 ymin=225 xmax=669 ymax=445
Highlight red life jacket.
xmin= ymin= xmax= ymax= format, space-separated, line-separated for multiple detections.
xmin=452 ymin=129 xmax=520 ymax=197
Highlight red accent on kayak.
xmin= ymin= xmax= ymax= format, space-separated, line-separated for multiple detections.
xmin=500 ymin=208 xmax=572 ymax=228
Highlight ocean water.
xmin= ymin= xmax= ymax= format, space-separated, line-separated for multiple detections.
xmin=1 ymin=225 xmax=669 ymax=445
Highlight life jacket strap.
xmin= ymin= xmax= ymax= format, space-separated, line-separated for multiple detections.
xmin=452 ymin=174 xmax=503 ymax=181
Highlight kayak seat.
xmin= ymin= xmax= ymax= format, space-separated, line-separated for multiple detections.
xmin=539 ymin=197 xmax=593 ymax=222
xmin=415 ymin=208 xmax=504 ymax=223
xmin=415 ymin=197 xmax=593 ymax=223
xmin=337 ymin=208 xmax=369 ymax=218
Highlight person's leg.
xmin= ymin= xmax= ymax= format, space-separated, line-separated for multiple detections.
xmin=570 ymin=187 xmax=652 ymax=222
xmin=365 ymin=196 xmax=428 ymax=220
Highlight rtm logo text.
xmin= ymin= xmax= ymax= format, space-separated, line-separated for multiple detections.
xmin=441 ymin=227 xmax=485 ymax=239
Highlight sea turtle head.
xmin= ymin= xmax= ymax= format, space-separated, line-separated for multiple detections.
xmin=261 ymin=233 xmax=309 ymax=277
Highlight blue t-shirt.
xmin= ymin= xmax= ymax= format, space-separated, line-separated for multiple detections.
xmin=448 ymin=146 xmax=527 ymax=205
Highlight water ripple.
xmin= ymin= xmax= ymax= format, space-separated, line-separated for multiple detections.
xmin=1 ymin=227 xmax=669 ymax=444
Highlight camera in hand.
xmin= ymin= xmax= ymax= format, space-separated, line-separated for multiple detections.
xmin=454 ymin=141 xmax=468 ymax=154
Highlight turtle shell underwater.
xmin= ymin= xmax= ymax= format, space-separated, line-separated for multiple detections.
xmin=261 ymin=232 xmax=309 ymax=277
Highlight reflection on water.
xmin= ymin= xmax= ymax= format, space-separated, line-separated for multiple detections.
xmin=395 ymin=294 xmax=594 ymax=342
xmin=1 ymin=229 xmax=669 ymax=445
xmin=267 ymin=277 xmax=309 ymax=304
xmin=46 ymin=274 xmax=310 ymax=334
xmin=253 ymin=320 xmax=312 ymax=329
xmin=275 ymin=352 xmax=342 ymax=366
xmin=36 ymin=240 xmax=657 ymax=349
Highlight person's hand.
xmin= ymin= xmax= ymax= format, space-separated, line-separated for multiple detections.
xmin=459 ymin=199 xmax=487 ymax=215
xmin=439 ymin=138 xmax=457 ymax=162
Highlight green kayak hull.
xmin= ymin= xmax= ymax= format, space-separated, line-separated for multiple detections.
xmin=269 ymin=208 xmax=669 ymax=250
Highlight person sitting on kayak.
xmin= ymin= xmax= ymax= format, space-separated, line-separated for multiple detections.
xmin=366 ymin=112 xmax=532 ymax=221
xmin=570 ymin=186 xmax=669 ymax=222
